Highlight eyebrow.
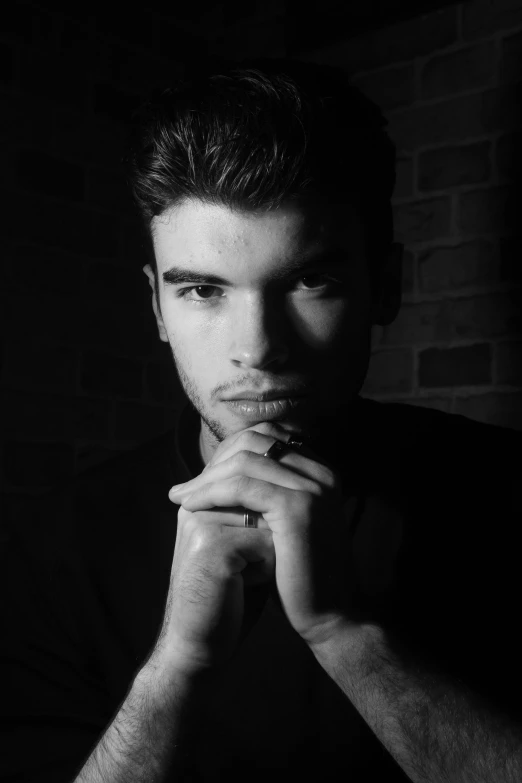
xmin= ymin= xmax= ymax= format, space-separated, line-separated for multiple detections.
xmin=162 ymin=247 xmax=349 ymax=287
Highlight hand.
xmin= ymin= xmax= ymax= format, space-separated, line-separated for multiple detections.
xmin=168 ymin=422 xmax=359 ymax=650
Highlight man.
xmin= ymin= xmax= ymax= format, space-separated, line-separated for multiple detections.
xmin=1 ymin=57 xmax=521 ymax=782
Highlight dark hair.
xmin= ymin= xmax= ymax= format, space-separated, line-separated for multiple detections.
xmin=123 ymin=56 xmax=396 ymax=296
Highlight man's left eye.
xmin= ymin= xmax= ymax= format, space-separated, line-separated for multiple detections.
xmin=296 ymin=275 xmax=341 ymax=291
xmin=298 ymin=275 xmax=329 ymax=289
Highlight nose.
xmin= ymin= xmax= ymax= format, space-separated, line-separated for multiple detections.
xmin=229 ymin=295 xmax=289 ymax=370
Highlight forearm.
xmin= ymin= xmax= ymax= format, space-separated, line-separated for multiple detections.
xmin=73 ymin=652 xmax=213 ymax=783
xmin=312 ymin=623 xmax=522 ymax=783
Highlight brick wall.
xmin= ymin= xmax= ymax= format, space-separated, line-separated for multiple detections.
xmin=2 ymin=1 xmax=522 ymax=529
xmin=297 ymin=1 xmax=522 ymax=429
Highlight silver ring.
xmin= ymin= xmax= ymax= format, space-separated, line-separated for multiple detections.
xmin=244 ymin=509 xmax=258 ymax=528
xmin=262 ymin=439 xmax=288 ymax=460
xmin=244 ymin=438 xmax=305 ymax=527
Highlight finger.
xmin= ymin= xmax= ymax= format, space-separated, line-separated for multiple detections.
xmin=205 ymin=422 xmax=298 ymax=468
xmin=212 ymin=428 xmax=306 ymax=466
xmin=180 ymin=476 xmax=305 ymax=532
xmin=169 ymin=449 xmax=321 ymax=505
xmin=179 ymin=505 xmax=272 ymax=531
xmin=200 ymin=429 xmax=337 ymax=490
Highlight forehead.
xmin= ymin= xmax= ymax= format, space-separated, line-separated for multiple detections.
xmin=151 ymin=198 xmax=365 ymax=268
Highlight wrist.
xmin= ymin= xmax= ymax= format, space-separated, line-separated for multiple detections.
xmin=139 ymin=644 xmax=216 ymax=697
xmin=309 ymin=620 xmax=383 ymax=675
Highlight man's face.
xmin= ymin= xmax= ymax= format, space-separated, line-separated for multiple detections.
xmin=146 ymin=198 xmax=400 ymax=461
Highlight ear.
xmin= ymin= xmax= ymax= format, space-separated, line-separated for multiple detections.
xmin=370 ymin=243 xmax=403 ymax=327
xmin=143 ymin=264 xmax=169 ymax=343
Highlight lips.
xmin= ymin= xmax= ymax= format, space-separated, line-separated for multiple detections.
xmin=225 ymin=390 xmax=303 ymax=402
xmin=223 ymin=397 xmax=305 ymax=421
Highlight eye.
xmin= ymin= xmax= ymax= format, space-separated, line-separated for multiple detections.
xmin=179 ymin=285 xmax=223 ymax=303
xmin=296 ymin=274 xmax=330 ymax=290
xmin=295 ymin=274 xmax=343 ymax=293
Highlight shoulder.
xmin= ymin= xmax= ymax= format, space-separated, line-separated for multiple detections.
xmin=368 ymin=399 xmax=521 ymax=506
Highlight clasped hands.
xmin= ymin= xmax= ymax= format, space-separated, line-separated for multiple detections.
xmin=168 ymin=421 xmax=359 ymax=650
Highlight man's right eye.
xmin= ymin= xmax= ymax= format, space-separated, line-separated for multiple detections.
xmin=177 ymin=286 xmax=223 ymax=304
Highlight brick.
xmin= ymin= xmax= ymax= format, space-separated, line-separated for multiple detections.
xmin=110 ymin=401 xmax=170 ymax=442
xmin=222 ymin=0 xmax=280 ymax=25
xmin=91 ymin=210 xmax=120 ymax=258
xmin=496 ymin=131 xmax=522 ymax=180
xmin=418 ymin=240 xmax=500 ymax=293
xmin=418 ymin=343 xmax=492 ymax=387
xmin=92 ymin=82 xmax=140 ymax=124
xmin=361 ymin=347 xmax=414 ymax=395
xmin=388 ymin=83 xmax=522 ymax=153
xmin=80 ymin=351 xmax=143 ymax=399
xmin=154 ymin=17 xmax=213 ymax=61
xmin=393 ymin=197 xmax=452 ymax=244
xmin=500 ymin=30 xmax=522 ymax=84
xmin=145 ymin=360 xmax=185 ymax=404
xmin=0 ymin=41 xmax=14 ymax=85
xmin=0 ymin=94 xmax=33 ymax=145
xmin=0 ymin=493 xmax=39 ymax=534
xmin=352 ymin=64 xmax=415 ymax=111
xmin=3 ymin=289 xmax=158 ymax=356
xmin=17 ymin=148 xmax=84 ymax=201
xmin=1 ymin=3 xmax=29 ymax=42
xmin=3 ymin=441 xmax=74 ymax=488
xmin=119 ymin=217 xmax=149 ymax=266
xmin=83 ymin=259 xmax=146 ymax=303
xmin=380 ymin=290 xmax=522 ymax=346
xmin=393 ymin=157 xmax=414 ymax=200
xmin=418 ymin=142 xmax=491 ymax=192
xmin=499 ymin=237 xmax=522 ymax=285
xmin=6 ymin=197 xmax=119 ymax=257
xmin=463 ymin=0 xmax=522 ymax=40
xmin=1 ymin=390 xmax=111 ymax=441
xmin=453 ymin=392 xmax=522 ymax=431
xmin=114 ymin=50 xmax=184 ymax=96
xmin=315 ymin=7 xmax=458 ymax=72
xmin=86 ymin=165 xmax=134 ymax=214
xmin=18 ymin=47 xmax=88 ymax=111
xmin=481 ymin=81 xmax=522 ymax=132
xmin=57 ymin=16 xmax=90 ymax=56
xmin=458 ymin=186 xmax=517 ymax=235
xmin=401 ymin=248 xmax=415 ymax=295
xmin=495 ymin=340 xmax=522 ymax=385
xmin=212 ymin=15 xmax=286 ymax=60
xmin=94 ymin=8 xmax=153 ymax=48
xmin=420 ymin=42 xmax=496 ymax=101
xmin=52 ymin=111 xmax=129 ymax=167
xmin=74 ymin=441 xmax=132 ymax=475
xmin=4 ymin=339 xmax=77 ymax=393
xmin=3 ymin=6 xmax=56 ymax=45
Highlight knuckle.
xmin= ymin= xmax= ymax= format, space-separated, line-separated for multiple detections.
xmin=321 ymin=468 xmax=340 ymax=491
xmin=234 ymin=474 xmax=250 ymax=493
xmin=190 ymin=523 xmax=220 ymax=553
xmin=242 ymin=431 xmax=262 ymax=450
xmin=304 ymin=479 xmax=324 ymax=497
xmin=249 ymin=422 xmax=283 ymax=440
xmin=234 ymin=449 xmax=252 ymax=468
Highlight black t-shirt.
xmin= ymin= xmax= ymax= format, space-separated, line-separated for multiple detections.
xmin=0 ymin=396 xmax=521 ymax=782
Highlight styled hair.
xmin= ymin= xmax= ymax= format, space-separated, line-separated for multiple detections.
xmin=123 ymin=56 xmax=396 ymax=295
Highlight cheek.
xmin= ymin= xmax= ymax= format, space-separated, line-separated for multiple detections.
xmin=297 ymin=298 xmax=371 ymax=347
xmin=164 ymin=310 xmax=226 ymax=363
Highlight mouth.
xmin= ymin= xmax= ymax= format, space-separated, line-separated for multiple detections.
xmin=224 ymin=390 xmax=305 ymax=402
xmin=223 ymin=396 xmax=306 ymax=421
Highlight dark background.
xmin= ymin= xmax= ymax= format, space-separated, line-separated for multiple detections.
xmin=2 ymin=0 xmax=522 ymax=532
